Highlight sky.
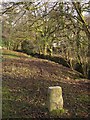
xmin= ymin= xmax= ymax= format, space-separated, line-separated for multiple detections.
xmin=1 ymin=0 xmax=90 ymax=3
xmin=1 ymin=0 xmax=89 ymax=16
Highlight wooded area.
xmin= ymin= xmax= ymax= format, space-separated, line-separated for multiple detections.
xmin=1 ymin=0 xmax=90 ymax=79
xmin=1 ymin=0 xmax=90 ymax=119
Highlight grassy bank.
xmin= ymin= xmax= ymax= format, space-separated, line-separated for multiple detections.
xmin=2 ymin=50 xmax=90 ymax=118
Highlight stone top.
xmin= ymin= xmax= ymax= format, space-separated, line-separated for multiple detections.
xmin=48 ymin=86 xmax=61 ymax=89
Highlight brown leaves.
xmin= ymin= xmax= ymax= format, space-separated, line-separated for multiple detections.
xmin=2 ymin=52 xmax=89 ymax=118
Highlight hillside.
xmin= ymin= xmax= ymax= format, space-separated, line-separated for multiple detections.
xmin=2 ymin=50 xmax=90 ymax=118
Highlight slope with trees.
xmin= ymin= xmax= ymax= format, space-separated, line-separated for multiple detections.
xmin=1 ymin=0 xmax=90 ymax=78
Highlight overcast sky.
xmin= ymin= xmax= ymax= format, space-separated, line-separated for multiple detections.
xmin=1 ymin=0 xmax=89 ymax=16
xmin=1 ymin=0 xmax=90 ymax=3
xmin=1 ymin=0 xmax=90 ymax=11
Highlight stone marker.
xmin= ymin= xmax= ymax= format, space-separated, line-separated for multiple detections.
xmin=47 ymin=86 xmax=63 ymax=112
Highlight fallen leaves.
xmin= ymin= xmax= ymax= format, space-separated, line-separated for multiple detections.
xmin=2 ymin=51 xmax=89 ymax=118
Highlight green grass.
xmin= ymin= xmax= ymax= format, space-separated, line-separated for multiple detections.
xmin=2 ymin=87 xmax=26 ymax=117
xmin=3 ymin=53 xmax=20 ymax=58
xmin=50 ymin=108 xmax=66 ymax=117
xmin=77 ymin=94 xmax=90 ymax=103
xmin=2 ymin=87 xmax=13 ymax=117
xmin=2 ymin=50 xmax=31 ymax=59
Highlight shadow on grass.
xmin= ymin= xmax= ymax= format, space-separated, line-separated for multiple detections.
xmin=2 ymin=74 xmax=89 ymax=118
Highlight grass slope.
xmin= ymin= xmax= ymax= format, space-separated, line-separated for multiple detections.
xmin=2 ymin=50 xmax=90 ymax=118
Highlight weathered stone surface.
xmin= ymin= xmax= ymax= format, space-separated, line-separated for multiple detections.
xmin=47 ymin=86 xmax=63 ymax=112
